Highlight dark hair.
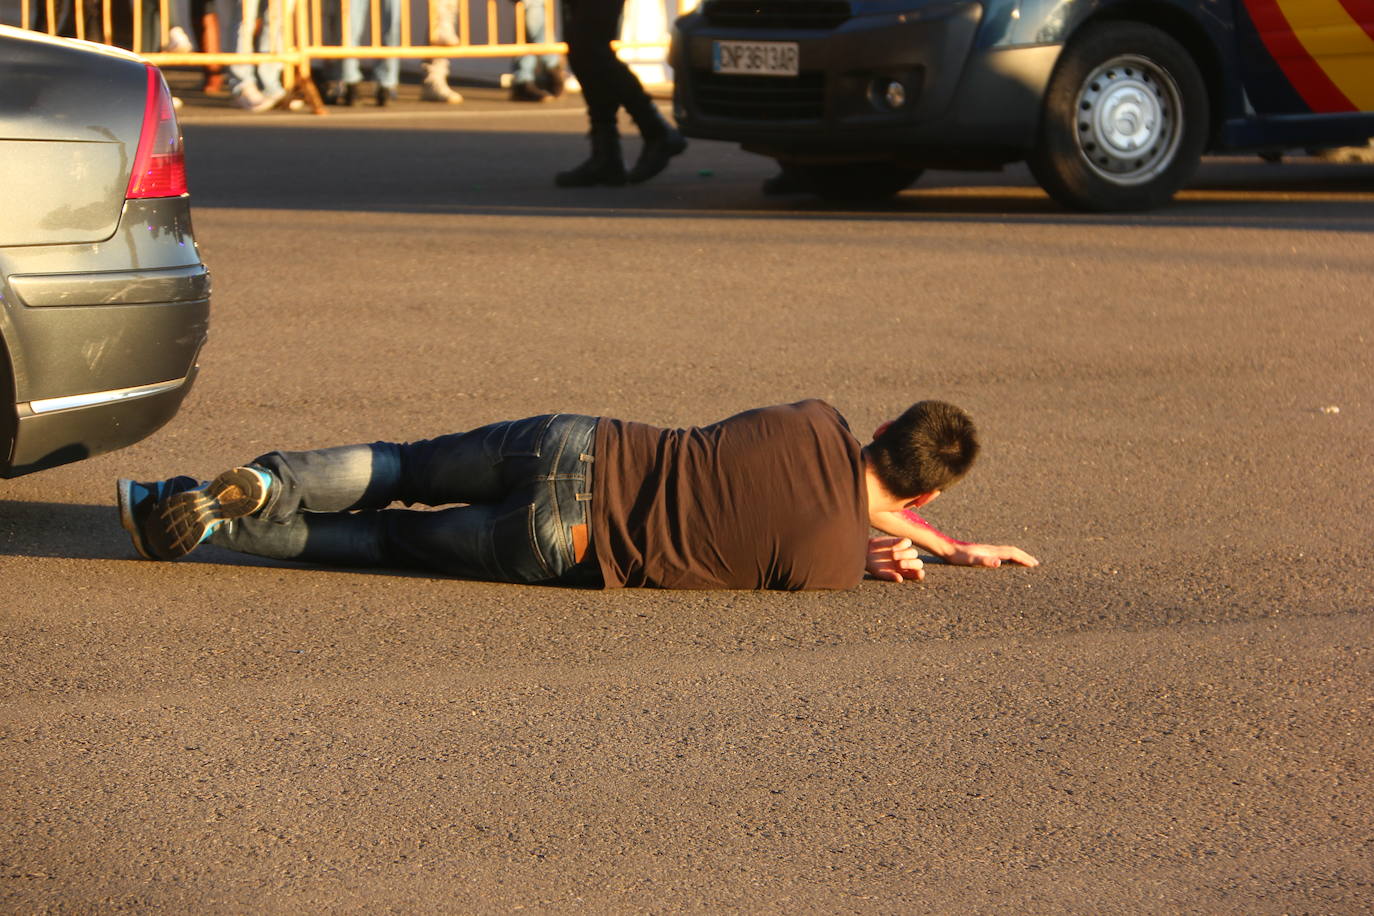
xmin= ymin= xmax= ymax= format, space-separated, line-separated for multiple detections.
xmin=866 ymin=400 xmax=980 ymax=498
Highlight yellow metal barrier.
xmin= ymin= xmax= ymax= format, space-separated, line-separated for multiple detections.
xmin=9 ymin=0 xmax=695 ymax=113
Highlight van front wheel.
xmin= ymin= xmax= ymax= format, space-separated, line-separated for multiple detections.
xmin=1029 ymin=23 xmax=1208 ymax=211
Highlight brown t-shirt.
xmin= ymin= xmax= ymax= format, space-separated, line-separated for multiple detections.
xmin=590 ymin=400 xmax=869 ymax=590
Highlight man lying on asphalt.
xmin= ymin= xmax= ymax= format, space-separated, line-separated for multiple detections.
xmin=116 ymin=399 xmax=1037 ymax=589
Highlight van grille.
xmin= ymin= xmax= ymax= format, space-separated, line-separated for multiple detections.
xmin=691 ymin=71 xmax=826 ymax=120
xmin=700 ymin=0 xmax=851 ymax=30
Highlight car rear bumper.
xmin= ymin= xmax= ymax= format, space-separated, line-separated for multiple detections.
xmin=5 ymin=367 xmax=200 ymax=477
xmin=0 ymin=197 xmax=209 ymax=477
xmin=672 ymin=6 xmax=1059 ymax=166
xmin=1 ymin=273 xmax=208 ymax=475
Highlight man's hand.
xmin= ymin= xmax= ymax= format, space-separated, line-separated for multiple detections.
xmin=945 ymin=542 xmax=1040 ymax=568
xmin=867 ymin=536 xmax=926 ymax=583
xmin=870 ymin=510 xmax=1040 ymax=574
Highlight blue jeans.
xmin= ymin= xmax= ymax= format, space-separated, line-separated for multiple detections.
xmin=222 ymin=0 xmax=286 ymax=96
xmin=211 ymin=414 xmax=601 ymax=585
xmin=341 ymin=0 xmax=401 ymax=87
xmin=513 ymin=0 xmax=561 ymax=84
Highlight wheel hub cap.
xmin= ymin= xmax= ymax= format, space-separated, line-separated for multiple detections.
xmin=1075 ymin=55 xmax=1183 ymax=185
xmin=1102 ymin=83 xmax=1155 ymax=149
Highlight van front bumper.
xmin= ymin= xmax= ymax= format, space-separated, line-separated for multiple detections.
xmin=672 ymin=5 xmax=1059 ymax=166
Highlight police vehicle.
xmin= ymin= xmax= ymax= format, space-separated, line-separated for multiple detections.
xmin=669 ymin=0 xmax=1374 ymax=210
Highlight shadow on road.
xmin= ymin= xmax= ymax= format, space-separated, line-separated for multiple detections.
xmin=0 ymin=501 xmax=129 ymax=560
xmin=181 ymin=123 xmax=1374 ymax=233
xmin=0 ymin=499 xmax=497 ymax=581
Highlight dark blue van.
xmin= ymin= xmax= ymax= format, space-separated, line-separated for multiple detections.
xmin=669 ymin=0 xmax=1374 ymax=209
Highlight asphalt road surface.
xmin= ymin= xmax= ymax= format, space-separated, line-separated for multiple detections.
xmin=3 ymin=88 xmax=1372 ymax=913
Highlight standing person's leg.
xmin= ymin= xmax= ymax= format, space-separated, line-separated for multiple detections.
xmin=510 ymin=0 xmax=551 ymax=101
xmin=140 ymin=0 xmax=163 ymax=53
xmin=167 ymin=0 xmax=196 ymax=48
xmin=197 ymin=0 xmax=227 ymax=95
xmin=421 ymin=57 xmax=464 ymax=102
xmin=511 ymin=55 xmax=547 ymax=101
xmin=222 ymin=0 xmax=268 ymax=108
xmin=339 ymin=0 xmax=371 ymax=100
xmin=612 ymin=31 xmax=685 ymax=182
xmin=253 ymin=0 xmax=289 ymax=107
xmin=557 ymin=0 xmax=684 ymax=185
xmin=556 ymin=0 xmax=628 ymax=186
xmin=421 ymin=0 xmax=464 ymax=103
xmin=372 ymin=0 xmax=401 ymax=104
xmin=540 ymin=52 xmax=566 ymax=96
xmin=540 ymin=0 xmax=568 ymax=96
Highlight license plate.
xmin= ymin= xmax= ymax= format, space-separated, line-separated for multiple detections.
xmin=712 ymin=40 xmax=800 ymax=77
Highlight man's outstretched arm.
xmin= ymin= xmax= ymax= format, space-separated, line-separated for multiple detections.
xmin=871 ymin=509 xmax=1040 ymax=569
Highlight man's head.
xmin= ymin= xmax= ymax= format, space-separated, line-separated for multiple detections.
xmin=865 ymin=400 xmax=980 ymax=502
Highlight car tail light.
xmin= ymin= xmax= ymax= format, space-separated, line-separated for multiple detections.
xmin=126 ymin=64 xmax=188 ymax=199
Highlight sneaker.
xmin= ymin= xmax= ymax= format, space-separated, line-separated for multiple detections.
xmin=143 ymin=467 xmax=274 ymax=560
xmin=252 ymin=88 xmax=287 ymax=113
xmin=161 ymin=25 xmax=193 ymax=53
xmin=420 ymin=79 xmax=463 ymax=104
xmin=511 ymin=81 xmax=551 ymax=103
xmin=117 ymin=476 xmax=201 ymax=559
xmin=232 ymin=84 xmax=265 ymax=110
xmin=375 ymin=85 xmax=398 ymax=107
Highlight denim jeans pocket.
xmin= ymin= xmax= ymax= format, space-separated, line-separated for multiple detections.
xmin=494 ymin=414 xmax=556 ymax=460
xmin=488 ymin=501 xmax=552 ymax=583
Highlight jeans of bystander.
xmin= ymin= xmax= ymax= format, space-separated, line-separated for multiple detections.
xmin=512 ymin=0 xmax=561 ymax=85
xmin=340 ymin=0 xmax=401 ymax=88
xmin=221 ymin=0 xmax=287 ymax=96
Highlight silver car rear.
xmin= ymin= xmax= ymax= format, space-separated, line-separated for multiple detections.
xmin=0 ymin=26 xmax=209 ymax=477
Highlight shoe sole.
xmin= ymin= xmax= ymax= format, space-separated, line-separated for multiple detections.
xmin=150 ymin=468 xmax=266 ymax=559
xmin=116 ymin=478 xmax=155 ymax=560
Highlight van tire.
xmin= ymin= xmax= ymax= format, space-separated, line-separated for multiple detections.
xmin=1029 ymin=22 xmax=1208 ymax=211
xmin=800 ymin=163 xmax=923 ymax=201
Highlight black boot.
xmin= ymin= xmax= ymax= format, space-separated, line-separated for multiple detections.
xmin=626 ymin=103 xmax=687 ymax=184
xmin=555 ymin=129 xmax=627 ymax=187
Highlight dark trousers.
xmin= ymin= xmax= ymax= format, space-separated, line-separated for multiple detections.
xmin=211 ymin=414 xmax=603 ymax=586
xmin=563 ymin=0 xmax=656 ymax=133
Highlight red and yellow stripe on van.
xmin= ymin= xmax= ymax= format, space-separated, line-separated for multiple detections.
xmin=1244 ymin=0 xmax=1374 ymax=111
